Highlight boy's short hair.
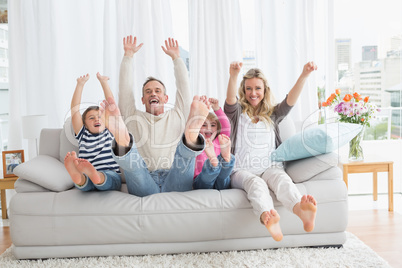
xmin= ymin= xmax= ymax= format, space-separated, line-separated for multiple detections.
xmin=142 ymin=76 xmax=166 ymax=95
xmin=82 ymin=106 xmax=99 ymax=125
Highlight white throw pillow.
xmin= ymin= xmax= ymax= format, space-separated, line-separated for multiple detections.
xmin=13 ymin=155 xmax=74 ymax=192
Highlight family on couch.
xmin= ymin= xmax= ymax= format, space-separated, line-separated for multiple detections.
xmin=64 ymin=35 xmax=318 ymax=242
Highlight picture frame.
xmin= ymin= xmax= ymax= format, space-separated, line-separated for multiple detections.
xmin=2 ymin=150 xmax=24 ymax=178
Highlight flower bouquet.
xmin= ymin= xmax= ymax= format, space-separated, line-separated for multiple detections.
xmin=322 ymin=89 xmax=379 ymax=161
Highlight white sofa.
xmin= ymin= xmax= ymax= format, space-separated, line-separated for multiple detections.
xmin=10 ymin=119 xmax=348 ymax=259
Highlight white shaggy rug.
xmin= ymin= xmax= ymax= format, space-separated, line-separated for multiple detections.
xmin=0 ymin=233 xmax=390 ymax=268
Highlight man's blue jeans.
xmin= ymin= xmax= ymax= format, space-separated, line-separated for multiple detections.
xmin=76 ymin=170 xmax=122 ymax=191
xmin=112 ymin=134 xmax=205 ymax=197
xmin=193 ymin=154 xmax=235 ymax=190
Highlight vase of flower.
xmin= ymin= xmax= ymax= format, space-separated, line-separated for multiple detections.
xmin=322 ymin=89 xmax=380 ymax=161
xmin=348 ymin=126 xmax=365 ymax=161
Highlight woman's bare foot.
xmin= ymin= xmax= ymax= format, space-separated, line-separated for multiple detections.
xmin=100 ymin=97 xmax=130 ymax=147
xmin=218 ymin=134 xmax=231 ymax=163
xmin=74 ymin=159 xmax=105 ymax=185
xmin=294 ymin=195 xmax=317 ymax=232
xmin=184 ymin=96 xmax=210 ymax=149
xmin=204 ymin=138 xmax=218 ymax=167
xmin=260 ymin=209 xmax=283 ymax=241
xmin=64 ymin=151 xmax=85 ymax=185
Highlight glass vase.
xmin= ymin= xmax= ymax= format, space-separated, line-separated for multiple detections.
xmin=348 ymin=126 xmax=365 ymax=161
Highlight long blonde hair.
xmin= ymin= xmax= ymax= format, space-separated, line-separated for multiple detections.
xmin=239 ymin=68 xmax=276 ymax=124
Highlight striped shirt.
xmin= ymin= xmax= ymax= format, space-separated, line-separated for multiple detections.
xmin=76 ymin=126 xmax=120 ymax=174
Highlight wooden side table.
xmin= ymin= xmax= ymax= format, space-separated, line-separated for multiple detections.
xmin=0 ymin=176 xmax=18 ymax=219
xmin=340 ymin=158 xmax=393 ymax=211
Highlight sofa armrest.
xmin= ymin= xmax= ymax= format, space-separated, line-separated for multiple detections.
xmin=13 ymin=155 xmax=74 ymax=192
xmin=285 ymin=152 xmax=340 ymax=183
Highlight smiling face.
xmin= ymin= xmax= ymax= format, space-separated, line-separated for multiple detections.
xmin=200 ymin=118 xmax=219 ymax=141
xmin=141 ymin=80 xmax=168 ymax=116
xmin=84 ymin=109 xmax=105 ymax=134
xmin=244 ymin=77 xmax=265 ymax=108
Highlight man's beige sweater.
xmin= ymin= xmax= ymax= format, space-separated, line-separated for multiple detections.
xmin=118 ymin=56 xmax=191 ymax=171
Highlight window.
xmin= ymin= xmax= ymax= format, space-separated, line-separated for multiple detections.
xmin=333 ymin=0 xmax=402 ymax=140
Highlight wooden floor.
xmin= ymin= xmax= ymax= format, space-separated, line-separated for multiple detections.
xmin=0 ymin=210 xmax=401 ymax=267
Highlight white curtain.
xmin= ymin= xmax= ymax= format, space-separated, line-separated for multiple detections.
xmin=188 ymin=0 xmax=243 ymax=100
xmin=8 ymin=0 xmax=174 ymax=151
xmin=255 ymin=0 xmax=332 ymax=128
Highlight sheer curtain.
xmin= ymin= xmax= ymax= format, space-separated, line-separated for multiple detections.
xmin=255 ymin=0 xmax=333 ymax=128
xmin=8 ymin=0 xmax=174 ymax=151
xmin=188 ymin=0 xmax=243 ymax=100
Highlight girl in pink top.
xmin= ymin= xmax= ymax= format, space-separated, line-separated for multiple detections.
xmin=193 ymin=98 xmax=235 ymax=190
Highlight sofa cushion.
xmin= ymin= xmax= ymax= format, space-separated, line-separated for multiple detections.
xmin=13 ymin=155 xmax=74 ymax=192
xmin=271 ymin=123 xmax=362 ymax=162
xmin=59 ymin=117 xmax=79 ymax=163
xmin=285 ymin=152 xmax=339 ymax=183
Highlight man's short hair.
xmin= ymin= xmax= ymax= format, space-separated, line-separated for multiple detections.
xmin=142 ymin=76 xmax=166 ymax=95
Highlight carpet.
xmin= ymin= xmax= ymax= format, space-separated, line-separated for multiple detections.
xmin=0 ymin=232 xmax=390 ymax=268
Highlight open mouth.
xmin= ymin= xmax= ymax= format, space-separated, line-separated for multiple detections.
xmin=149 ymin=99 xmax=159 ymax=106
xmin=204 ymin=132 xmax=213 ymax=139
xmin=94 ymin=123 xmax=101 ymax=127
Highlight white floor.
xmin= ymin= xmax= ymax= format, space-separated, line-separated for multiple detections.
xmin=0 ymin=193 xmax=400 ymax=228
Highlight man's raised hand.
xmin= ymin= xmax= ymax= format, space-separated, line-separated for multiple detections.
xmin=123 ymin=35 xmax=143 ymax=57
xmin=161 ymin=38 xmax=180 ymax=61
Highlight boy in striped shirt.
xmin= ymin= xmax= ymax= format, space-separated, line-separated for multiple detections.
xmin=64 ymin=73 xmax=122 ymax=191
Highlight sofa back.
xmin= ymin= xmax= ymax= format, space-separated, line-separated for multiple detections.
xmin=40 ymin=115 xmax=296 ymax=163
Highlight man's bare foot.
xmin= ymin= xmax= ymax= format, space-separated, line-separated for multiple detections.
xmin=218 ymin=134 xmax=231 ymax=163
xmin=294 ymin=195 xmax=317 ymax=232
xmin=260 ymin=209 xmax=283 ymax=241
xmin=100 ymin=97 xmax=130 ymax=147
xmin=74 ymin=158 xmax=105 ymax=185
xmin=64 ymin=151 xmax=85 ymax=185
xmin=184 ymin=96 xmax=210 ymax=149
xmin=96 ymin=72 xmax=109 ymax=83
xmin=204 ymin=138 xmax=218 ymax=167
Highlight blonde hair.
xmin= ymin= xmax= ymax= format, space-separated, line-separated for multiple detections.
xmin=239 ymin=68 xmax=276 ymax=124
xmin=206 ymin=112 xmax=221 ymax=138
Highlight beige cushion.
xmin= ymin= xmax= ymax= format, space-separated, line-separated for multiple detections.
xmin=13 ymin=155 xmax=74 ymax=192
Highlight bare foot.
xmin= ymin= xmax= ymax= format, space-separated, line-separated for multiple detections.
xmin=74 ymin=158 xmax=105 ymax=185
xmin=184 ymin=96 xmax=210 ymax=149
xmin=294 ymin=195 xmax=317 ymax=232
xmin=64 ymin=151 xmax=85 ymax=185
xmin=218 ymin=134 xmax=231 ymax=163
xmin=204 ymin=138 xmax=218 ymax=167
xmin=260 ymin=209 xmax=283 ymax=241
xmin=100 ymin=97 xmax=130 ymax=147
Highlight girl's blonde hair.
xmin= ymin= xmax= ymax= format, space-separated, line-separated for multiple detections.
xmin=239 ymin=68 xmax=276 ymax=124
xmin=206 ymin=112 xmax=221 ymax=138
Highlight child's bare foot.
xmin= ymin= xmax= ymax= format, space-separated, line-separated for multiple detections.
xmin=77 ymin=74 xmax=90 ymax=85
xmin=64 ymin=151 xmax=85 ymax=185
xmin=74 ymin=158 xmax=105 ymax=185
xmin=260 ymin=209 xmax=283 ymax=241
xmin=100 ymin=97 xmax=130 ymax=147
xmin=184 ymin=96 xmax=210 ymax=149
xmin=96 ymin=72 xmax=109 ymax=83
xmin=204 ymin=139 xmax=218 ymax=167
xmin=294 ymin=195 xmax=317 ymax=232
xmin=218 ymin=134 xmax=231 ymax=163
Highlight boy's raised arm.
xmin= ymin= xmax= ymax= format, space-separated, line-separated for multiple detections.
xmin=71 ymin=74 xmax=90 ymax=135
